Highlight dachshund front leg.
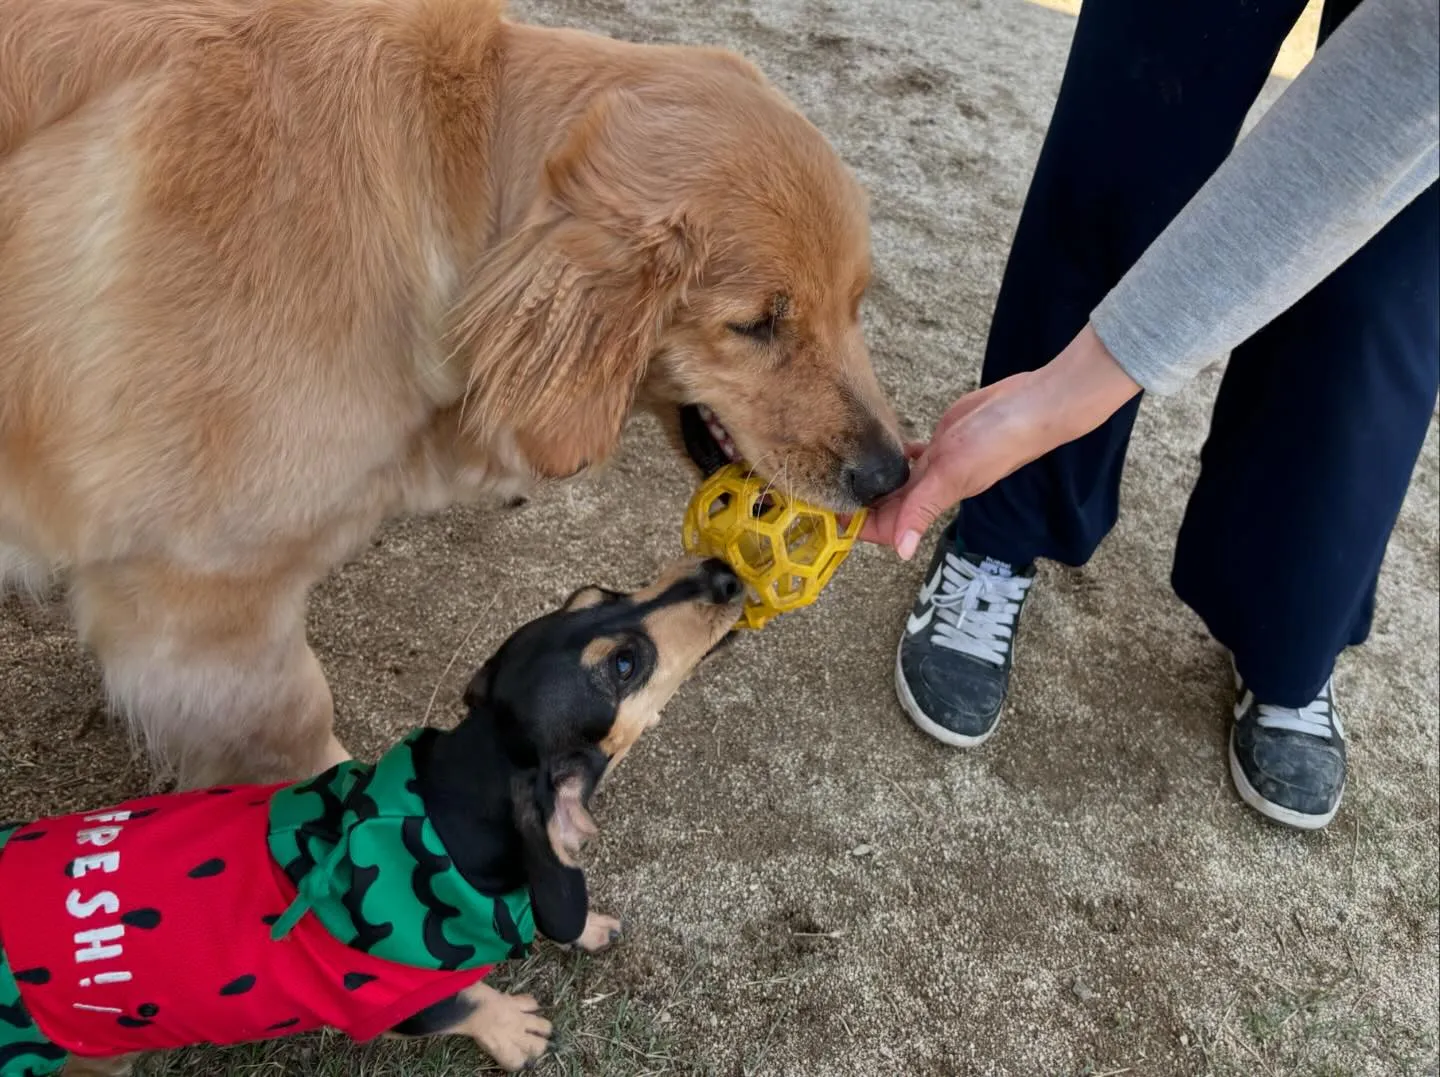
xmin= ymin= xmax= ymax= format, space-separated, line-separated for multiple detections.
xmin=390 ymin=983 xmax=552 ymax=1072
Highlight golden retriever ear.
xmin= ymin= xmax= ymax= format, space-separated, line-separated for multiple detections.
xmin=448 ymin=92 xmax=705 ymax=479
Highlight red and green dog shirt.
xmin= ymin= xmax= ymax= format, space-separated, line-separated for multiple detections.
xmin=0 ymin=732 xmax=534 ymax=1074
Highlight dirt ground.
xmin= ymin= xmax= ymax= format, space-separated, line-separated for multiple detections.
xmin=2 ymin=0 xmax=1437 ymax=1075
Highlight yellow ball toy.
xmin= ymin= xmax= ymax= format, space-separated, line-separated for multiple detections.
xmin=681 ymin=463 xmax=866 ymax=630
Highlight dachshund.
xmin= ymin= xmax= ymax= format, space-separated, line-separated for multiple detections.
xmin=0 ymin=558 xmax=742 ymax=1075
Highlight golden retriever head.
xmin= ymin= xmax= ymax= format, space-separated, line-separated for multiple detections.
xmin=451 ymin=53 xmax=909 ymax=510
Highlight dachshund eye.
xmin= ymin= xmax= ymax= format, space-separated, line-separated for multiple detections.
xmin=612 ymin=647 xmax=637 ymax=682
xmin=728 ymin=313 xmax=779 ymax=344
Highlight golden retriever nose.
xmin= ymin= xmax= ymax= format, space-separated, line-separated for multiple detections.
xmin=845 ymin=435 xmax=910 ymax=505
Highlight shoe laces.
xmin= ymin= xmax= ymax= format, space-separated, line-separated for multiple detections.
xmin=927 ymin=552 xmax=1031 ymax=666
xmin=1245 ymin=680 xmax=1337 ymax=740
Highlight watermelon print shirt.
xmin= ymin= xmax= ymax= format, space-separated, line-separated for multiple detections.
xmin=0 ymin=733 xmax=534 ymax=1073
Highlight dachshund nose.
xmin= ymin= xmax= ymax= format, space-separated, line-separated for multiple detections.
xmin=699 ymin=558 xmax=743 ymax=603
xmin=845 ymin=431 xmax=910 ymax=506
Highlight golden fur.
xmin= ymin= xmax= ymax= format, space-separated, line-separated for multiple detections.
xmin=0 ymin=0 xmax=903 ymax=786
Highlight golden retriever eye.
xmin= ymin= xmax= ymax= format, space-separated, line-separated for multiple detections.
xmin=728 ymin=313 xmax=780 ymax=344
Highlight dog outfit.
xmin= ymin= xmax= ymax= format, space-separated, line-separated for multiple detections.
xmin=0 ymin=732 xmax=534 ymax=1075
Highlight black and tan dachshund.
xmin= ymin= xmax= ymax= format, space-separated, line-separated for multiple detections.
xmin=0 ymin=558 xmax=742 ymax=1076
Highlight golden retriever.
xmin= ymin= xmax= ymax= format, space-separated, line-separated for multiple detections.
xmin=0 ymin=0 xmax=908 ymax=788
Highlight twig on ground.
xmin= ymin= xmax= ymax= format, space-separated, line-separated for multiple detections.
xmin=882 ymin=773 xmax=929 ymax=824
xmin=422 ymin=592 xmax=502 ymax=726
xmin=739 ymin=973 xmax=805 ymax=989
xmin=1221 ymin=1022 xmax=1277 ymax=1077
xmin=741 ymin=1009 xmax=787 ymax=1077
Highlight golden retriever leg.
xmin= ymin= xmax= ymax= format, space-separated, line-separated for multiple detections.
xmin=70 ymin=562 xmax=345 ymax=788
xmin=63 ymin=1053 xmax=137 ymax=1077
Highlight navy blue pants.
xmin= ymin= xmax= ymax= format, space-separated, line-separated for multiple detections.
xmin=957 ymin=0 xmax=1440 ymax=706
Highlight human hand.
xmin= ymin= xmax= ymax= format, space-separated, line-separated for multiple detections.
xmin=860 ymin=323 xmax=1142 ymax=559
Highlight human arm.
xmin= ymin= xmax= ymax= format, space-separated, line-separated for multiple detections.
xmin=864 ymin=0 xmax=1439 ymax=558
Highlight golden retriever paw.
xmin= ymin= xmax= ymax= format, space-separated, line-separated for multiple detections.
xmin=472 ymin=992 xmax=553 ymax=1072
xmin=574 ymin=911 xmax=623 ymax=953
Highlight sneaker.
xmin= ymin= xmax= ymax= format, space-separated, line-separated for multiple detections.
xmin=1229 ymin=668 xmax=1347 ymax=830
xmin=895 ymin=523 xmax=1036 ymax=747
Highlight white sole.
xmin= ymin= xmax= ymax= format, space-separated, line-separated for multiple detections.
xmin=1228 ymin=730 xmax=1342 ymax=831
xmin=893 ymin=637 xmax=1001 ymax=748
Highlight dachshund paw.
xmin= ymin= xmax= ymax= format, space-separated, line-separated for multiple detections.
xmin=473 ymin=992 xmax=552 ymax=1072
xmin=575 ymin=911 xmax=623 ymax=953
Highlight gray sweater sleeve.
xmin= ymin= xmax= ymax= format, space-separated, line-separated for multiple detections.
xmin=1088 ymin=0 xmax=1439 ymax=395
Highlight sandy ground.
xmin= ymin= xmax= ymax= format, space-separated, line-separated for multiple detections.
xmin=2 ymin=1 xmax=1437 ymax=1075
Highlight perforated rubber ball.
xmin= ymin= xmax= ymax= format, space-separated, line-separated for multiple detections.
xmin=681 ymin=463 xmax=865 ymax=630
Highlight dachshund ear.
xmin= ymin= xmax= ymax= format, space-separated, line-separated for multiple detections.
xmin=511 ymin=750 xmax=608 ymax=944
xmin=513 ymin=752 xmax=604 ymax=867
xmin=543 ymin=771 xmax=599 ymax=867
xmin=448 ymin=91 xmax=705 ymax=481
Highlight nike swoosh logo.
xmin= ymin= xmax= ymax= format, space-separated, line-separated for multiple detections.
xmin=917 ymin=564 xmax=942 ymax=604
xmin=907 ymin=565 xmax=944 ymax=636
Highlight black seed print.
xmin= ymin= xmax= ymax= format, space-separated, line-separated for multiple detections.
xmin=249 ymin=800 xmax=267 ymax=807
xmin=266 ymin=1018 xmax=301 ymax=1031
xmin=343 ymin=973 xmax=377 ymax=991
xmin=284 ymin=771 xmax=348 ymax=886
xmin=206 ymin=788 xmax=234 ymax=795
xmin=493 ymin=900 xmax=529 ymax=962
xmin=335 ymin=771 xmax=393 ymax=953
xmin=345 ymin=767 xmax=382 ymax=824
xmin=13 ymin=968 xmax=50 ymax=986
xmin=12 ymin=830 xmax=46 ymax=842
xmin=401 ymin=817 xmax=474 ymax=970
xmin=282 ymin=855 xmax=308 ymax=888
xmin=261 ymin=914 xmax=281 ymax=926
xmin=128 ymin=809 xmax=158 ymax=819
xmin=219 ymin=975 xmax=256 ymax=996
xmin=0 ymin=1042 xmax=65 ymax=1066
xmin=137 ymin=1003 xmax=160 ymax=1018
xmin=188 ymin=858 xmax=226 ymax=878
xmin=63 ymin=860 xmax=78 ymax=878
xmin=116 ymin=1016 xmax=153 ymax=1029
xmin=121 ymin=908 xmax=162 ymax=929
xmin=340 ymin=861 xmax=394 ymax=953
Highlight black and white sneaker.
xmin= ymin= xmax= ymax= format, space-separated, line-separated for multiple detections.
xmin=1230 ymin=668 xmax=1347 ymax=830
xmin=895 ymin=523 xmax=1036 ymax=747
